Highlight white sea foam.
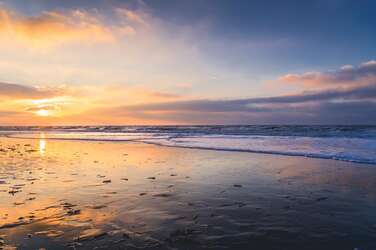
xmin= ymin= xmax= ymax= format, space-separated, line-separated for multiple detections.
xmin=2 ymin=126 xmax=376 ymax=164
xmin=142 ymin=135 xmax=376 ymax=164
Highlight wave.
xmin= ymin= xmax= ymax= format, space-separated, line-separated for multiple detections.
xmin=1 ymin=125 xmax=376 ymax=138
xmin=2 ymin=128 xmax=376 ymax=165
xmin=142 ymin=135 xmax=376 ymax=164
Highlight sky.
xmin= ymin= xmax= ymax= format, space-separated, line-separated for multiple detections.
xmin=0 ymin=0 xmax=375 ymax=125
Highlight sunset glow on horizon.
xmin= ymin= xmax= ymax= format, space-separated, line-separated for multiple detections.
xmin=0 ymin=0 xmax=376 ymax=125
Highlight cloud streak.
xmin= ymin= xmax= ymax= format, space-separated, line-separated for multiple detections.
xmin=86 ymin=81 xmax=376 ymax=124
xmin=115 ymin=84 xmax=376 ymax=112
xmin=0 ymin=7 xmax=150 ymax=47
xmin=1 ymin=59 xmax=376 ymax=125
xmin=0 ymin=8 xmax=115 ymax=46
xmin=279 ymin=60 xmax=376 ymax=87
xmin=0 ymin=82 xmax=64 ymax=99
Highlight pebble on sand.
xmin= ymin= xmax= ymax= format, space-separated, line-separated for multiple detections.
xmin=78 ymin=228 xmax=106 ymax=241
xmin=35 ymin=230 xmax=65 ymax=238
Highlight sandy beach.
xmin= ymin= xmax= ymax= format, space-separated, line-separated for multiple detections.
xmin=0 ymin=136 xmax=375 ymax=249
xmin=1 ymin=0 xmax=375 ymax=248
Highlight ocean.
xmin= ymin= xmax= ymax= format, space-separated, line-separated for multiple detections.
xmin=1 ymin=125 xmax=375 ymax=164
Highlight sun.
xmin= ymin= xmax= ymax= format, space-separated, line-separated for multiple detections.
xmin=35 ymin=109 xmax=50 ymax=117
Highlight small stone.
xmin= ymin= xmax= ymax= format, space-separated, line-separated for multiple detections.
xmin=87 ymin=205 xmax=107 ymax=209
xmin=67 ymin=209 xmax=81 ymax=216
xmin=78 ymin=229 xmax=106 ymax=241
xmin=153 ymin=193 xmax=172 ymax=198
xmin=316 ymin=197 xmax=328 ymax=202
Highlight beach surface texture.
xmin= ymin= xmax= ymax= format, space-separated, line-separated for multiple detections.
xmin=0 ymin=126 xmax=376 ymax=249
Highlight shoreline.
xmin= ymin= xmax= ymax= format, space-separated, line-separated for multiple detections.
xmin=1 ymin=137 xmax=376 ymax=249
xmin=2 ymin=134 xmax=376 ymax=166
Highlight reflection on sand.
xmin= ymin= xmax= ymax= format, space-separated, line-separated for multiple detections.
xmin=39 ymin=132 xmax=46 ymax=156
xmin=1 ymin=137 xmax=376 ymax=249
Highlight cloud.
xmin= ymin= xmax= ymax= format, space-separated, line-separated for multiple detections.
xmin=83 ymin=83 xmax=376 ymax=124
xmin=0 ymin=5 xmax=213 ymax=93
xmin=0 ymin=7 xmax=148 ymax=47
xmin=114 ymin=84 xmax=376 ymax=112
xmin=279 ymin=60 xmax=376 ymax=87
xmin=0 ymin=82 xmax=64 ymax=99
xmin=115 ymin=7 xmax=149 ymax=26
xmin=0 ymin=110 xmax=22 ymax=116
xmin=25 ymin=104 xmax=60 ymax=112
xmin=149 ymin=91 xmax=181 ymax=99
xmin=1 ymin=79 xmax=374 ymax=125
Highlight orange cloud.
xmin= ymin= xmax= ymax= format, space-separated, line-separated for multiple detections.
xmin=278 ymin=60 xmax=376 ymax=88
xmin=0 ymin=81 xmax=185 ymax=125
xmin=0 ymin=8 xmax=138 ymax=47
xmin=0 ymin=82 xmax=65 ymax=99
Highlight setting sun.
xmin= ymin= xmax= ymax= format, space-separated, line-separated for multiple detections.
xmin=35 ymin=109 xmax=50 ymax=117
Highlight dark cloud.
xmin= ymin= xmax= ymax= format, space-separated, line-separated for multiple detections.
xmin=115 ymin=83 xmax=376 ymax=111
xmin=90 ymin=83 xmax=376 ymax=124
xmin=0 ymin=82 xmax=62 ymax=99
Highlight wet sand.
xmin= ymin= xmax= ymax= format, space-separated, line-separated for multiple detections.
xmin=1 ymin=136 xmax=376 ymax=249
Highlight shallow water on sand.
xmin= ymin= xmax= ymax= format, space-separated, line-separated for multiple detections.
xmin=1 ymin=137 xmax=376 ymax=249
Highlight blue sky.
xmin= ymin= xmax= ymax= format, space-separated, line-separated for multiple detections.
xmin=6 ymin=0 xmax=376 ymax=73
xmin=0 ymin=0 xmax=375 ymax=124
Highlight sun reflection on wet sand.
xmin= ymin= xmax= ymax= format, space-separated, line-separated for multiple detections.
xmin=1 ymin=137 xmax=376 ymax=249
xmin=39 ymin=132 xmax=46 ymax=155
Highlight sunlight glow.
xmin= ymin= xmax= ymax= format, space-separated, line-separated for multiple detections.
xmin=35 ymin=109 xmax=50 ymax=117
xmin=39 ymin=132 xmax=46 ymax=155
